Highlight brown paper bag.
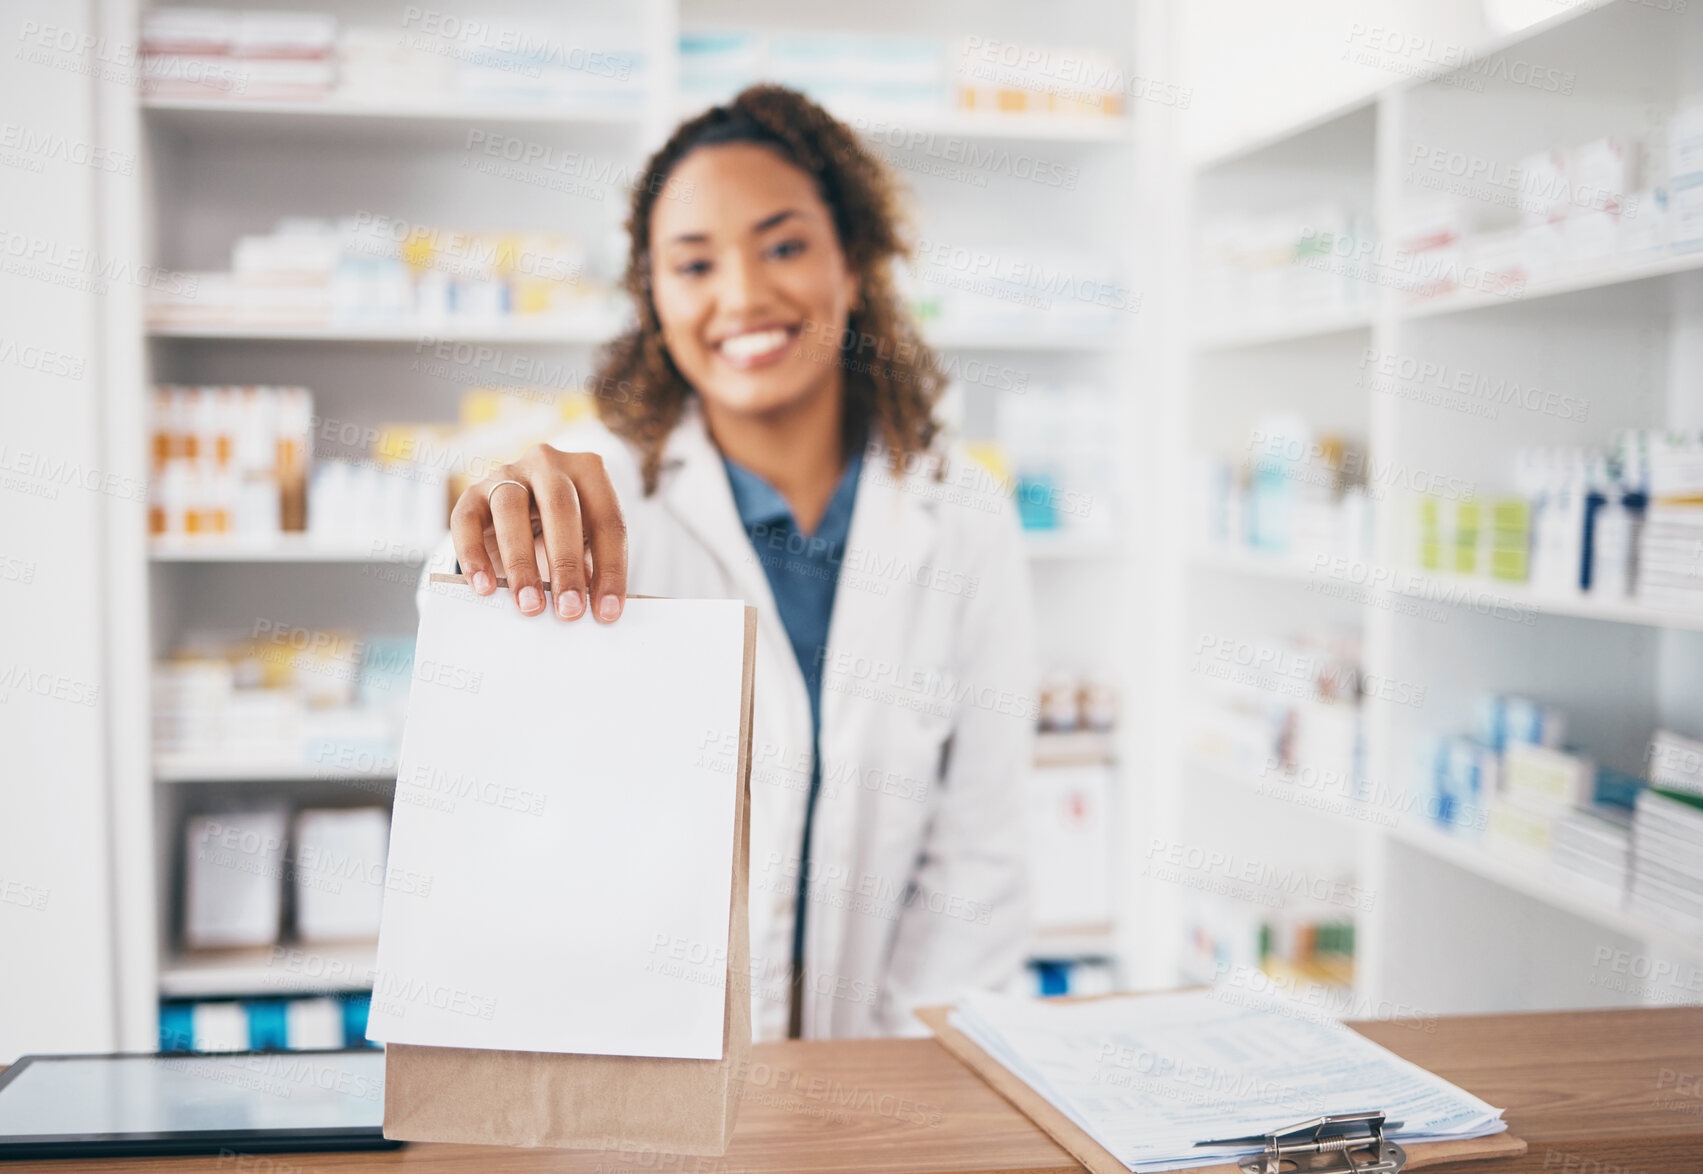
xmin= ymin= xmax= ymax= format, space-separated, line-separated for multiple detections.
xmin=381 ymin=604 xmax=757 ymax=1155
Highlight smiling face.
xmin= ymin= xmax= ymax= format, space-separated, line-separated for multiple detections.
xmin=648 ymin=141 xmax=859 ymax=422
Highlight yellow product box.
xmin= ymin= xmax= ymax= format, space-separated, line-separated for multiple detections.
xmin=1485 ymin=792 xmax=1559 ymax=857
xmin=1502 ymin=741 xmax=1593 ymax=807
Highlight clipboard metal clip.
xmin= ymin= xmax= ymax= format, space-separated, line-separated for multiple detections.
xmin=1202 ymin=1111 xmax=1406 ymax=1174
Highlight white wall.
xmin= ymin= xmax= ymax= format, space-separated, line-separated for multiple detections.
xmin=0 ymin=0 xmax=122 ymax=1061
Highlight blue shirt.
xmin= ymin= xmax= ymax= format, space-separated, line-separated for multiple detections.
xmin=722 ymin=449 xmax=863 ymax=734
xmin=722 ymin=447 xmax=863 ymax=1012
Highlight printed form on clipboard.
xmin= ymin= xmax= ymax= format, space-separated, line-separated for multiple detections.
xmin=928 ymin=987 xmax=1522 ymax=1174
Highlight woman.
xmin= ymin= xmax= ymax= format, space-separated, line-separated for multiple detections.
xmin=434 ymin=84 xmax=1036 ymax=1040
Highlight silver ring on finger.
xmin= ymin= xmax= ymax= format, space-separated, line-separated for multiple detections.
xmin=488 ymin=479 xmax=529 ymax=501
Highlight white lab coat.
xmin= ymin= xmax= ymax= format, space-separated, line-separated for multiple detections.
xmin=417 ymin=401 xmax=1036 ymax=1040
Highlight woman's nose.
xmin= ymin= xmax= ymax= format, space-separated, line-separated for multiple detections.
xmin=715 ymin=248 xmax=767 ymax=315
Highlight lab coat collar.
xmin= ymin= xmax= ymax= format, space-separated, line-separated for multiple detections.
xmin=657 ymin=400 xmax=941 ymax=569
xmin=654 ymin=402 xmax=813 ymax=739
xmin=655 ymin=398 xmax=941 ymax=557
xmin=655 ymin=398 xmax=764 ymax=583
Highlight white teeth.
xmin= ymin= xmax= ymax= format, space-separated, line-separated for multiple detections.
xmin=719 ymin=328 xmax=790 ymax=360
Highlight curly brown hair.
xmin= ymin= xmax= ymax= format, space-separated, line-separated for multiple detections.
xmin=593 ymin=84 xmax=945 ymax=494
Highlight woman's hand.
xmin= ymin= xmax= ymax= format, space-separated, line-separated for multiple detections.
xmin=449 ymin=444 xmax=628 ymax=622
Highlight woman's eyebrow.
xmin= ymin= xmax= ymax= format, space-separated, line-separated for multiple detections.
xmin=666 ymin=208 xmax=800 ymax=245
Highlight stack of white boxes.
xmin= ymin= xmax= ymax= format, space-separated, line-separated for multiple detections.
xmin=181 ymin=806 xmax=393 ymax=951
xmin=1630 ymin=730 xmax=1703 ymax=933
xmin=1671 ymin=103 xmax=1703 ymax=254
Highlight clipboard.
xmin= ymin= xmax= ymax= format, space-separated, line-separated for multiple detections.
xmin=915 ymin=994 xmax=1528 ymax=1174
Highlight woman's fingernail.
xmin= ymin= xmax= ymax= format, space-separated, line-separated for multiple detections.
xmin=598 ymin=595 xmax=621 ymax=621
xmin=472 ymin=570 xmax=492 ymax=594
xmin=558 ymin=589 xmax=583 ymax=618
xmin=518 ymin=586 xmax=543 ymax=613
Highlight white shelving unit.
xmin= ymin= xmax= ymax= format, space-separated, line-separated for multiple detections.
xmin=1144 ymin=0 xmax=1703 ymax=1017
xmin=1193 ymin=313 xmax=1372 ymax=354
xmin=159 ymin=941 xmax=378 ymax=999
xmin=149 ymin=534 xmax=433 ymax=562
xmin=148 ymin=320 xmax=1129 ymax=351
xmin=152 ymin=757 xmax=398 ymax=784
xmin=145 ymin=319 xmax=624 ymax=343
xmin=141 ymin=95 xmax=648 ymax=127
xmin=106 ymin=0 xmax=1141 ymax=1049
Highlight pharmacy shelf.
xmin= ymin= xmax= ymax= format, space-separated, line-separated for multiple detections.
xmin=159 ymin=743 xmax=1102 ymax=780
xmin=1377 ymin=0 xmax=1645 ymax=104
xmin=1193 ymin=91 xmax=1377 ymax=171
xmin=150 ymin=535 xmax=437 ymax=563
xmin=145 ymin=96 xmax=1126 ymax=144
xmin=141 ymin=95 xmax=644 ymax=130
xmin=147 ymin=320 xmax=1128 ymax=351
xmin=1388 ymin=822 xmax=1703 ymax=958
xmin=1190 ymin=0 xmax=1615 ymax=171
xmin=155 ymin=532 xmax=1109 ymax=564
xmin=1186 ymin=545 xmax=1332 ymax=586
xmin=159 ymin=942 xmax=377 ymax=999
xmin=682 ymin=102 xmax=1131 ymax=145
xmin=1193 ymin=549 xmax=1703 ymax=634
xmin=1193 ymin=311 xmax=1372 ymax=353
xmin=1152 ymin=0 xmax=1703 ymax=1013
xmin=1028 ymin=923 xmax=1118 ymax=959
xmin=926 ymin=327 xmax=1130 ymax=352
xmin=146 ymin=318 xmax=623 ymax=344
xmin=1185 ymin=754 xmax=1381 ymax=832
xmin=1034 ymin=729 xmax=1117 ymax=766
xmin=1390 ymin=571 xmax=1703 ymax=634
xmin=153 ymin=757 xmax=398 ymax=784
xmin=870 ymin=110 xmax=1128 ymax=144
xmin=1401 ymin=249 xmax=1703 ymax=322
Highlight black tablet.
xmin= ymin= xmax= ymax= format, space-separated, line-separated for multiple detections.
xmin=0 ymin=1049 xmax=401 ymax=1159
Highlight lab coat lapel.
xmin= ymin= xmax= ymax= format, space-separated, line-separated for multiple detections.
xmin=656 ymin=404 xmax=785 ymax=623
xmin=826 ymin=444 xmax=942 ymax=666
xmin=803 ymin=443 xmax=940 ymax=1033
xmin=656 ymin=404 xmax=820 ymax=1039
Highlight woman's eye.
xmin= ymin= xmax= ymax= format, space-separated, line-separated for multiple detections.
xmin=675 ymin=259 xmax=711 ymax=277
xmin=767 ymin=239 xmax=806 ymax=260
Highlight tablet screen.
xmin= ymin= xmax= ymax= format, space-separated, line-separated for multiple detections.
xmin=0 ymin=1052 xmax=384 ymax=1139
